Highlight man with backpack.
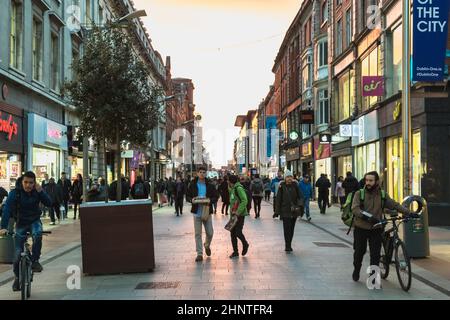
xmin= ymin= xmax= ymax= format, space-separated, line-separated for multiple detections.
xmin=0 ymin=171 xmax=52 ymax=291
xmin=228 ymin=175 xmax=250 ymax=259
xmin=250 ymin=174 xmax=264 ymax=219
xmin=315 ymin=174 xmax=331 ymax=214
xmin=131 ymin=176 xmax=149 ymax=200
xmin=350 ymin=171 xmax=413 ymax=282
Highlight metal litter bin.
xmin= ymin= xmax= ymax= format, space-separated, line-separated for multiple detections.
xmin=402 ymin=195 xmax=430 ymax=258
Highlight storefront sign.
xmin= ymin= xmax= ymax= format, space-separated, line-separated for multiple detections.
xmin=314 ymin=137 xmax=331 ymax=160
xmin=362 ymin=76 xmax=384 ymax=96
xmin=46 ymin=122 xmax=65 ymax=145
xmin=300 ymin=110 xmax=314 ymax=124
xmin=289 ymin=130 xmax=299 ymax=141
xmin=339 ymin=124 xmax=352 ymax=137
xmin=393 ymin=101 xmax=402 ymax=120
xmin=121 ymin=150 xmax=134 ymax=158
xmin=352 ymin=110 xmax=379 ymax=146
xmin=413 ymin=0 xmax=450 ymax=81
xmin=301 ymin=142 xmax=312 ymax=159
xmin=286 ymin=147 xmax=300 ymax=161
xmin=29 ymin=113 xmax=68 ymax=151
xmin=0 ymin=112 xmax=18 ymax=140
xmin=319 ymin=133 xmax=331 ymax=144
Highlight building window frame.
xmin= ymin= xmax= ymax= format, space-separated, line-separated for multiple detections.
xmin=336 ymin=18 xmax=343 ymax=56
xmin=10 ymin=0 xmax=24 ymax=71
xmin=50 ymin=29 xmax=61 ymax=92
xmin=318 ymin=89 xmax=329 ymax=125
xmin=345 ymin=8 xmax=352 ymax=48
xmin=32 ymin=14 xmax=44 ymax=82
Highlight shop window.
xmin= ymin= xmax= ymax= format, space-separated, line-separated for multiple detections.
xmin=335 ymin=70 xmax=354 ymax=124
xmin=355 ymin=142 xmax=379 ymax=181
xmin=360 ymin=45 xmax=381 ymax=111
xmin=386 ymin=136 xmax=403 ymax=202
xmin=32 ymin=147 xmax=60 ymax=184
xmin=336 ymin=155 xmax=352 ymax=180
xmin=412 ymin=131 xmax=421 ymax=196
xmin=0 ymin=153 xmax=22 ymax=191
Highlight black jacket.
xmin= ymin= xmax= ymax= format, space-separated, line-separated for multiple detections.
xmin=71 ymin=181 xmax=83 ymax=203
xmin=218 ymin=181 xmax=230 ymax=204
xmin=174 ymin=181 xmax=186 ymax=198
xmin=275 ymin=181 xmax=304 ymax=218
xmin=186 ymin=178 xmax=219 ymax=214
xmin=342 ymin=176 xmax=360 ymax=196
xmin=57 ymin=179 xmax=72 ymax=200
xmin=131 ymin=180 xmax=149 ymax=199
xmin=315 ymin=177 xmax=331 ymax=194
xmin=108 ymin=179 xmax=129 ymax=201
xmin=45 ymin=183 xmax=63 ymax=205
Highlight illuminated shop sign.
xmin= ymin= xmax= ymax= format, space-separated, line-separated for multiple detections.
xmin=0 ymin=112 xmax=18 ymax=140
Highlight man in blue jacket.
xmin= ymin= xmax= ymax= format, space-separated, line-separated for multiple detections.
xmin=299 ymin=175 xmax=313 ymax=222
xmin=0 ymin=171 xmax=52 ymax=292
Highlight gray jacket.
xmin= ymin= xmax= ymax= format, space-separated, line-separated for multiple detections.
xmin=250 ymin=178 xmax=264 ymax=197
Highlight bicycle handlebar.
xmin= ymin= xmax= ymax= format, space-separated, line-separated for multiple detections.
xmin=372 ymin=213 xmax=420 ymax=228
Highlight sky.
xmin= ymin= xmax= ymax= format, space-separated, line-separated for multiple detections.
xmin=133 ymin=0 xmax=302 ymax=167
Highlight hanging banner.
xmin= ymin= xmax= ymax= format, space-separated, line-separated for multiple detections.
xmin=266 ymin=116 xmax=277 ymax=158
xmin=413 ymin=0 xmax=450 ymax=82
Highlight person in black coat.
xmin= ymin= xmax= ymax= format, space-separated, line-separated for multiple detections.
xmin=219 ymin=176 xmax=230 ymax=215
xmin=44 ymin=178 xmax=63 ymax=225
xmin=57 ymin=172 xmax=72 ymax=219
xmin=71 ymin=174 xmax=83 ymax=219
xmin=315 ymin=174 xmax=331 ymax=214
xmin=131 ymin=176 xmax=149 ymax=200
xmin=108 ymin=177 xmax=130 ymax=202
xmin=174 ymin=176 xmax=186 ymax=216
xmin=0 ymin=186 xmax=9 ymax=217
xmin=342 ymin=171 xmax=360 ymax=198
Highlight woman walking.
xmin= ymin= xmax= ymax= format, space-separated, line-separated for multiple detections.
xmin=219 ymin=176 xmax=230 ymax=215
xmin=71 ymin=174 xmax=83 ymax=219
xmin=275 ymin=170 xmax=304 ymax=253
xmin=264 ymin=177 xmax=271 ymax=201
xmin=335 ymin=176 xmax=346 ymax=210
xmin=228 ymin=175 xmax=250 ymax=259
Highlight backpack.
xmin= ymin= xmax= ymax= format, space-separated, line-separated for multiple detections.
xmin=252 ymin=180 xmax=263 ymax=194
xmin=235 ymin=186 xmax=252 ymax=212
xmin=341 ymin=188 xmax=386 ymax=234
xmin=134 ymin=183 xmax=145 ymax=197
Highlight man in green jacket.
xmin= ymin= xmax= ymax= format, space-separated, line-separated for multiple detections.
xmin=228 ymin=175 xmax=250 ymax=259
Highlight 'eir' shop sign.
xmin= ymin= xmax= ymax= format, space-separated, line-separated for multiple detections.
xmin=413 ymin=0 xmax=450 ymax=82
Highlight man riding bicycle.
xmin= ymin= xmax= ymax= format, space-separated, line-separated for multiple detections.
xmin=0 ymin=171 xmax=52 ymax=291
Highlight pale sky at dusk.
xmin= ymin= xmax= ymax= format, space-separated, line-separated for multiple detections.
xmin=133 ymin=0 xmax=302 ymax=167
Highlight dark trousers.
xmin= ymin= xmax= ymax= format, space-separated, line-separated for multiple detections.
xmin=339 ymin=196 xmax=346 ymax=208
xmin=221 ymin=202 xmax=229 ymax=214
xmin=175 ymin=196 xmax=184 ymax=215
xmin=212 ymin=200 xmax=218 ymax=213
xmin=273 ymin=196 xmax=277 ymax=213
xmin=353 ymin=227 xmax=383 ymax=272
xmin=48 ymin=203 xmax=61 ymax=223
xmin=318 ymin=193 xmax=329 ymax=213
xmin=73 ymin=202 xmax=81 ymax=218
xmin=62 ymin=199 xmax=69 ymax=218
xmin=282 ymin=217 xmax=297 ymax=248
xmin=168 ymin=192 xmax=174 ymax=206
xmin=264 ymin=190 xmax=271 ymax=201
xmin=231 ymin=216 xmax=248 ymax=254
xmin=252 ymin=196 xmax=262 ymax=216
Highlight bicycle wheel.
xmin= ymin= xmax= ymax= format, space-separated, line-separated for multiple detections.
xmin=395 ymin=240 xmax=412 ymax=292
xmin=20 ymin=259 xmax=28 ymax=301
xmin=379 ymin=241 xmax=390 ymax=279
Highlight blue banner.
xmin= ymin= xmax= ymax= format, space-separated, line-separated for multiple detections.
xmin=413 ymin=0 xmax=450 ymax=82
xmin=266 ymin=116 xmax=277 ymax=158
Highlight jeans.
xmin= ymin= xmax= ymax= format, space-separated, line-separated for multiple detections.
xmin=252 ymin=196 xmax=262 ymax=216
xmin=304 ymin=198 xmax=310 ymax=218
xmin=73 ymin=203 xmax=80 ymax=218
xmin=231 ymin=216 xmax=248 ymax=254
xmin=282 ymin=217 xmax=297 ymax=248
xmin=48 ymin=204 xmax=61 ymax=223
xmin=353 ymin=227 xmax=383 ymax=273
xmin=175 ymin=196 xmax=184 ymax=215
xmin=194 ymin=215 xmax=214 ymax=256
xmin=14 ymin=220 xmax=43 ymax=277
xmin=62 ymin=199 xmax=69 ymax=218
xmin=212 ymin=200 xmax=218 ymax=213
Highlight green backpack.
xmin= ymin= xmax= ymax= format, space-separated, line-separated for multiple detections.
xmin=341 ymin=189 xmax=386 ymax=234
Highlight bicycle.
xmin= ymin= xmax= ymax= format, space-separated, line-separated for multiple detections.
xmin=374 ymin=211 xmax=420 ymax=292
xmin=17 ymin=230 xmax=51 ymax=300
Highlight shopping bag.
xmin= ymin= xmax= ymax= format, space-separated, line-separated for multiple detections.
xmin=224 ymin=214 xmax=238 ymax=232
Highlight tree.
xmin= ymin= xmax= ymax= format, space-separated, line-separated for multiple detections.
xmin=65 ymin=25 xmax=163 ymax=202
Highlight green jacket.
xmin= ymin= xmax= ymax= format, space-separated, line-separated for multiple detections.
xmin=230 ymin=182 xmax=249 ymax=217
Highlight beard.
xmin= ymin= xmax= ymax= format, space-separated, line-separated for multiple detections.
xmin=366 ymin=183 xmax=378 ymax=192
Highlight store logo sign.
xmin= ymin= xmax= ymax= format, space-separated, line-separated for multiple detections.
xmin=48 ymin=128 xmax=62 ymax=139
xmin=0 ymin=112 xmax=18 ymax=140
xmin=362 ymin=76 xmax=384 ymax=97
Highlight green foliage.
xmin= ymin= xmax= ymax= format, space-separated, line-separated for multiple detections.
xmin=64 ymin=25 xmax=163 ymax=148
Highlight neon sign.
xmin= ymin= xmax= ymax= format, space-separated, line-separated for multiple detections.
xmin=0 ymin=112 xmax=18 ymax=140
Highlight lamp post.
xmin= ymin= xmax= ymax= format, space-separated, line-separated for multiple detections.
xmin=402 ymin=0 xmax=412 ymax=198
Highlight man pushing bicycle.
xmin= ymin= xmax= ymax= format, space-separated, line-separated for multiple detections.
xmin=0 ymin=171 xmax=52 ymax=291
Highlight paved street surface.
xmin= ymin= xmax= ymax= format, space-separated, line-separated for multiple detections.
xmin=0 ymin=201 xmax=449 ymax=300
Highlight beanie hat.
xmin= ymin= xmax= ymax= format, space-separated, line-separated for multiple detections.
xmin=284 ymin=170 xmax=293 ymax=178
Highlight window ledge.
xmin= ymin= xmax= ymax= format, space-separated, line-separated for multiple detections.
xmin=50 ymin=88 xmax=61 ymax=96
xmin=9 ymin=66 xmax=26 ymax=78
xmin=32 ymin=79 xmax=46 ymax=89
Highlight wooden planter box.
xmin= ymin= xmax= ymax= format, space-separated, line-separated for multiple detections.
xmin=80 ymin=200 xmax=155 ymax=275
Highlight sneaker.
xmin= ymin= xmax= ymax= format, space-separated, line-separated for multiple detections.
xmin=50 ymin=222 xmax=56 ymax=226
xmin=12 ymin=278 xmax=20 ymax=292
xmin=242 ymin=243 xmax=249 ymax=256
xmin=307 ymin=217 xmax=311 ymax=222
xmin=32 ymin=261 xmax=43 ymax=273
xmin=195 ymin=255 xmax=203 ymax=262
xmin=229 ymin=252 xmax=239 ymax=259
xmin=285 ymin=247 xmax=293 ymax=253
xmin=205 ymin=246 xmax=211 ymax=257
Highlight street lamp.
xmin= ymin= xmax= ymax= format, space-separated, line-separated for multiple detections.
xmin=117 ymin=10 xmax=147 ymax=24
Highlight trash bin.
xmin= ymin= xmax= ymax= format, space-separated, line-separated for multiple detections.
xmin=0 ymin=235 xmax=15 ymax=263
xmin=402 ymin=195 xmax=430 ymax=258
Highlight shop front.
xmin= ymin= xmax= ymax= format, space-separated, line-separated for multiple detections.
xmin=331 ymin=131 xmax=352 ymax=197
xmin=313 ymin=136 xmax=331 ymax=188
xmin=300 ymin=141 xmax=313 ymax=178
xmin=67 ymin=125 xmax=96 ymax=181
xmin=352 ymin=110 xmax=380 ymax=182
xmin=27 ymin=113 xmax=67 ymax=184
xmin=286 ymin=146 xmax=300 ymax=175
xmin=0 ymin=102 xmax=24 ymax=191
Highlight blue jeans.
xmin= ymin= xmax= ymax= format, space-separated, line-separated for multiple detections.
xmin=13 ymin=220 xmax=43 ymax=277
xmin=304 ymin=198 xmax=311 ymax=218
